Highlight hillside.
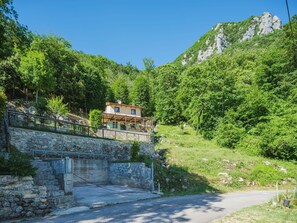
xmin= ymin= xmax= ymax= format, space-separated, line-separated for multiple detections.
xmin=174 ymin=12 xmax=281 ymax=67
xmin=154 ymin=125 xmax=297 ymax=195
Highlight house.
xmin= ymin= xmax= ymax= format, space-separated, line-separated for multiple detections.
xmin=102 ymin=101 xmax=152 ymax=132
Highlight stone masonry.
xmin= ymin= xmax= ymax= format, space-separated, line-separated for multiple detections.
xmin=109 ymin=163 xmax=152 ymax=190
xmin=0 ymin=175 xmax=50 ymax=220
xmin=10 ymin=127 xmax=154 ymax=161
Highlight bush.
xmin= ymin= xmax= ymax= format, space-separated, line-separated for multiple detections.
xmin=0 ymin=150 xmax=36 ymax=177
xmin=250 ymin=163 xmax=282 ymax=186
xmin=89 ymin=109 xmax=102 ymax=129
xmin=130 ymin=141 xmax=140 ymax=161
xmin=7 ymin=150 xmax=36 ymax=177
xmin=259 ymin=115 xmax=297 ymax=160
xmin=236 ymin=134 xmax=262 ymax=156
xmin=34 ymin=96 xmax=48 ymax=116
xmin=0 ymin=155 xmax=9 ymax=174
xmin=215 ymin=122 xmax=245 ymax=149
xmin=47 ymin=96 xmax=68 ymax=118
xmin=0 ymin=91 xmax=7 ymax=120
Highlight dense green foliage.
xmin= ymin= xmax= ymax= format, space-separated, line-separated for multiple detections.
xmin=0 ymin=150 xmax=36 ymax=177
xmin=130 ymin=75 xmax=153 ymax=116
xmin=89 ymin=109 xmax=102 ymax=129
xmin=0 ymin=90 xmax=6 ymax=119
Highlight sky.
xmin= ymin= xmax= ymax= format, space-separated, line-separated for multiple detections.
xmin=13 ymin=0 xmax=297 ymax=69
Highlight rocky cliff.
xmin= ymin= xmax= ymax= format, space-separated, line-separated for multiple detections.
xmin=176 ymin=12 xmax=281 ymax=66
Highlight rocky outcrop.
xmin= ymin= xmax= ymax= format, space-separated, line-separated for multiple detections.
xmin=181 ymin=12 xmax=282 ymax=65
xmin=197 ymin=25 xmax=229 ymax=62
xmin=257 ymin=12 xmax=281 ymax=35
xmin=242 ymin=12 xmax=281 ymax=41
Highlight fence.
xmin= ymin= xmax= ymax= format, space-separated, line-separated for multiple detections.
xmin=7 ymin=110 xmax=152 ymax=143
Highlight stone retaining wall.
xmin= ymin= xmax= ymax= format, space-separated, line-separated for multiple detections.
xmin=10 ymin=127 xmax=154 ymax=161
xmin=0 ymin=175 xmax=50 ymax=220
xmin=109 ymin=163 xmax=152 ymax=190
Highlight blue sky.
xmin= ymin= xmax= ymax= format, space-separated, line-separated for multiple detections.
xmin=14 ymin=0 xmax=297 ymax=69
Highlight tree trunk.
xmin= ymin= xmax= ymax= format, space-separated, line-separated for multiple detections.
xmin=35 ymin=90 xmax=38 ymax=103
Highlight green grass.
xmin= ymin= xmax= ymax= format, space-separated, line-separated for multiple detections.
xmin=213 ymin=203 xmax=297 ymax=223
xmin=154 ymin=125 xmax=297 ymax=195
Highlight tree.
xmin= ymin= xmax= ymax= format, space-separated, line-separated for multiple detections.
xmin=155 ymin=64 xmax=181 ymax=124
xmin=47 ymin=96 xmax=68 ymax=119
xmin=130 ymin=75 xmax=152 ymax=116
xmin=143 ymin=57 xmax=155 ymax=72
xmin=19 ymin=50 xmax=56 ymax=102
xmin=112 ymin=76 xmax=129 ymax=104
xmin=30 ymin=35 xmax=84 ymax=109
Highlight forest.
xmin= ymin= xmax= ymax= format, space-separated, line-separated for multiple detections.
xmin=0 ymin=0 xmax=297 ymax=161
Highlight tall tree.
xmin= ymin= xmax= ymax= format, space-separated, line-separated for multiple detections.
xmin=155 ymin=64 xmax=181 ymax=124
xmin=143 ymin=57 xmax=155 ymax=73
xmin=130 ymin=75 xmax=152 ymax=116
xmin=112 ymin=76 xmax=130 ymax=104
xmin=19 ymin=50 xmax=56 ymax=102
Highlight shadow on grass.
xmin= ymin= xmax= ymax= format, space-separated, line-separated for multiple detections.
xmin=154 ymin=148 xmax=220 ymax=196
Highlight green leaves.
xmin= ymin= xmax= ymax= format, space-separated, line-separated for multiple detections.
xmin=89 ymin=109 xmax=102 ymax=129
xmin=19 ymin=50 xmax=56 ymax=94
xmin=47 ymin=96 xmax=68 ymax=119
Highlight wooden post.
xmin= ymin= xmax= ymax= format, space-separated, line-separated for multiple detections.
xmin=54 ymin=118 xmax=57 ymax=131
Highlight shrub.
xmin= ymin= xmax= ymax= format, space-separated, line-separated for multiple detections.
xmin=89 ymin=109 xmax=102 ymax=129
xmin=250 ymin=163 xmax=282 ymax=186
xmin=47 ymin=96 xmax=68 ymax=118
xmin=130 ymin=141 xmax=140 ymax=161
xmin=259 ymin=115 xmax=297 ymax=160
xmin=0 ymin=155 xmax=9 ymax=174
xmin=7 ymin=150 xmax=36 ymax=177
xmin=236 ymin=134 xmax=262 ymax=156
xmin=215 ymin=122 xmax=245 ymax=149
xmin=0 ymin=91 xmax=7 ymax=120
xmin=34 ymin=96 xmax=48 ymax=116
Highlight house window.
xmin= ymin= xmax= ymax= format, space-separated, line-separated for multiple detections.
xmin=114 ymin=107 xmax=120 ymax=113
xmin=112 ymin=122 xmax=118 ymax=129
xmin=131 ymin=109 xmax=136 ymax=115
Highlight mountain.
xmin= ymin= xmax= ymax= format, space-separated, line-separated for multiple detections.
xmin=174 ymin=12 xmax=281 ymax=66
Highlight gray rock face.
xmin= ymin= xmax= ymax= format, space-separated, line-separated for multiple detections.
xmin=182 ymin=12 xmax=282 ymax=65
xmin=258 ymin=12 xmax=281 ymax=35
xmin=197 ymin=26 xmax=229 ymax=62
xmin=242 ymin=12 xmax=281 ymax=41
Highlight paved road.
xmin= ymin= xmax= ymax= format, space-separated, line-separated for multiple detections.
xmin=26 ymin=190 xmax=275 ymax=223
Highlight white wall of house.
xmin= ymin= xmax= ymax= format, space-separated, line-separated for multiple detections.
xmin=105 ymin=105 xmax=142 ymax=117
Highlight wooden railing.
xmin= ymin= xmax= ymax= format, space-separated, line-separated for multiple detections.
xmin=7 ymin=110 xmax=153 ymax=143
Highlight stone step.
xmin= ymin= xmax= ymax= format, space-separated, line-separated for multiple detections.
xmin=45 ymin=185 xmax=61 ymax=191
xmin=48 ymin=190 xmax=65 ymax=197
xmin=48 ymin=195 xmax=74 ymax=209
xmin=35 ymin=174 xmax=56 ymax=180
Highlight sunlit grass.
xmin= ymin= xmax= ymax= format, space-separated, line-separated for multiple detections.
xmin=155 ymin=125 xmax=297 ymax=193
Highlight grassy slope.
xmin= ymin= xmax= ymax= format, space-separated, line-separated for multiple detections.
xmin=155 ymin=125 xmax=297 ymax=195
xmin=213 ymin=203 xmax=297 ymax=223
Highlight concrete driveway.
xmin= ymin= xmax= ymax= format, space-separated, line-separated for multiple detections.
xmin=24 ymin=190 xmax=275 ymax=223
xmin=73 ymin=184 xmax=160 ymax=208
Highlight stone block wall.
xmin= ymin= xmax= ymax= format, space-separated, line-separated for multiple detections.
xmin=95 ymin=129 xmax=152 ymax=143
xmin=109 ymin=163 xmax=152 ymax=190
xmin=0 ymin=175 xmax=50 ymax=220
xmin=9 ymin=127 xmax=154 ymax=161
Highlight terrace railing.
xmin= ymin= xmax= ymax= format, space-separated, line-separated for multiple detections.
xmin=7 ymin=110 xmax=153 ymax=143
